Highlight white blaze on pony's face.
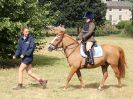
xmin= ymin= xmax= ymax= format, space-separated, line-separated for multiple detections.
xmin=48 ymin=26 xmax=65 ymax=52
xmin=48 ymin=34 xmax=64 ymax=52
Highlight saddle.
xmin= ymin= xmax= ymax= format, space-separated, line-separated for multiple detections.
xmin=80 ymin=43 xmax=103 ymax=58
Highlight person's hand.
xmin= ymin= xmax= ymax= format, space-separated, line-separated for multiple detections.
xmin=20 ymin=54 xmax=24 ymax=58
xmin=13 ymin=55 xmax=16 ymax=59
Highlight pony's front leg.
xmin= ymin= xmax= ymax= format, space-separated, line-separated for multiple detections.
xmin=76 ymin=69 xmax=85 ymax=89
xmin=63 ymin=66 xmax=78 ymax=90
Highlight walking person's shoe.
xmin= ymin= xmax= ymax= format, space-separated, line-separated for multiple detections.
xmin=39 ymin=79 xmax=48 ymax=89
xmin=13 ymin=84 xmax=25 ymax=90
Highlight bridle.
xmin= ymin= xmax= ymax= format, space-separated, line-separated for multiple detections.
xmin=64 ymin=42 xmax=79 ymax=58
xmin=49 ymin=34 xmax=79 ymax=58
xmin=49 ymin=34 xmax=64 ymax=50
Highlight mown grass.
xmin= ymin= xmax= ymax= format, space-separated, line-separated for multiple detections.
xmin=0 ymin=36 xmax=133 ymax=99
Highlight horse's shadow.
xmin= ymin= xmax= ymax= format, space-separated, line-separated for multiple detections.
xmin=28 ymin=82 xmax=127 ymax=90
xmin=68 ymin=82 xmax=127 ymax=90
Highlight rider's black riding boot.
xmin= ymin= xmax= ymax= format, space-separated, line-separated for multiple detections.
xmin=82 ymin=54 xmax=90 ymax=67
xmin=87 ymin=50 xmax=94 ymax=65
xmin=83 ymin=50 xmax=93 ymax=66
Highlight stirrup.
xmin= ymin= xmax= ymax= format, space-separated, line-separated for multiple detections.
xmin=88 ymin=60 xmax=94 ymax=65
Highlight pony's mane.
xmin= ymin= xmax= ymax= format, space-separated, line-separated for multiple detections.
xmin=64 ymin=33 xmax=79 ymax=44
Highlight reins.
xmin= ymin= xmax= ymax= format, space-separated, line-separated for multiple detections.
xmin=51 ymin=34 xmax=79 ymax=58
xmin=62 ymin=35 xmax=79 ymax=58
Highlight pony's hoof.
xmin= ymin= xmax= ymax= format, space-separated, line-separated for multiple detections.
xmin=98 ymin=86 xmax=103 ymax=91
xmin=81 ymin=85 xmax=85 ymax=90
xmin=81 ymin=87 xmax=84 ymax=90
xmin=118 ymin=84 xmax=122 ymax=88
xmin=82 ymin=85 xmax=85 ymax=88
xmin=63 ymin=87 xmax=67 ymax=91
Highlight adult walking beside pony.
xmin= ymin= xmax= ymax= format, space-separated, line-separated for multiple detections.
xmin=13 ymin=27 xmax=47 ymax=90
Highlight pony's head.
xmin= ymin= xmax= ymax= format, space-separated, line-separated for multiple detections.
xmin=48 ymin=26 xmax=65 ymax=52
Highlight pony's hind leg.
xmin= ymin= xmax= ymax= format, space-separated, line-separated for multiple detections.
xmin=98 ymin=65 xmax=109 ymax=91
xmin=76 ymin=69 xmax=85 ymax=89
xmin=111 ymin=65 xmax=122 ymax=87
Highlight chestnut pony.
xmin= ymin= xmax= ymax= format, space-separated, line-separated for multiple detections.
xmin=48 ymin=26 xmax=126 ymax=90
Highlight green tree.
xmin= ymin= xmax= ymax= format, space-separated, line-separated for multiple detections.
xmin=48 ymin=0 xmax=107 ymax=27
xmin=0 ymin=0 xmax=53 ymax=59
xmin=128 ymin=0 xmax=133 ymax=3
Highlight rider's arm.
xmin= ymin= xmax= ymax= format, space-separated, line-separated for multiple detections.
xmin=77 ymin=32 xmax=83 ymax=40
xmin=82 ymin=22 xmax=95 ymax=41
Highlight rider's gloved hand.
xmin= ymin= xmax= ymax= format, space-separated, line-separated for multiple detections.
xmin=20 ymin=54 xmax=24 ymax=58
xmin=82 ymin=37 xmax=85 ymax=42
xmin=81 ymin=37 xmax=86 ymax=43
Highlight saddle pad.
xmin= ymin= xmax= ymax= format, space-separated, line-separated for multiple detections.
xmin=80 ymin=44 xmax=103 ymax=58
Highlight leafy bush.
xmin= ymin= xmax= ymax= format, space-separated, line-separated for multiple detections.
xmin=35 ymin=37 xmax=47 ymax=52
xmin=116 ymin=20 xmax=133 ymax=37
xmin=116 ymin=20 xmax=131 ymax=29
xmin=124 ymin=23 xmax=133 ymax=37
xmin=96 ymin=21 xmax=119 ymax=36
xmin=65 ymin=21 xmax=120 ymax=37
xmin=95 ymin=26 xmax=107 ymax=36
xmin=0 ymin=0 xmax=54 ymax=59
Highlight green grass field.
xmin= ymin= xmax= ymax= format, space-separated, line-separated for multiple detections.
xmin=0 ymin=36 xmax=133 ymax=99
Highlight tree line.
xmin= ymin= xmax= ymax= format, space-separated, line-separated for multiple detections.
xmin=0 ymin=0 xmax=106 ymax=59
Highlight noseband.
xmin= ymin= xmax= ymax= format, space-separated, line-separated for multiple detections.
xmin=49 ymin=34 xmax=64 ymax=50
xmin=49 ymin=34 xmax=79 ymax=58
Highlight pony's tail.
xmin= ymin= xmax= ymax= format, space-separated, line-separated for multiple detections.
xmin=118 ymin=48 xmax=127 ymax=78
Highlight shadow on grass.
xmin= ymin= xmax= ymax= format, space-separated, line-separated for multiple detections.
xmin=68 ymin=82 xmax=127 ymax=90
xmin=103 ymin=84 xmax=127 ymax=89
xmin=0 ymin=59 xmax=21 ymax=69
xmin=59 ymin=83 xmax=99 ymax=89
xmin=28 ymin=83 xmax=48 ymax=89
xmin=33 ymin=55 xmax=62 ymax=67
xmin=28 ymin=83 xmax=41 ymax=88
xmin=0 ymin=55 xmax=61 ymax=69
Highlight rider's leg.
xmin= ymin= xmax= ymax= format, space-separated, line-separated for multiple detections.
xmin=86 ymin=41 xmax=93 ymax=51
xmin=86 ymin=42 xmax=94 ymax=65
